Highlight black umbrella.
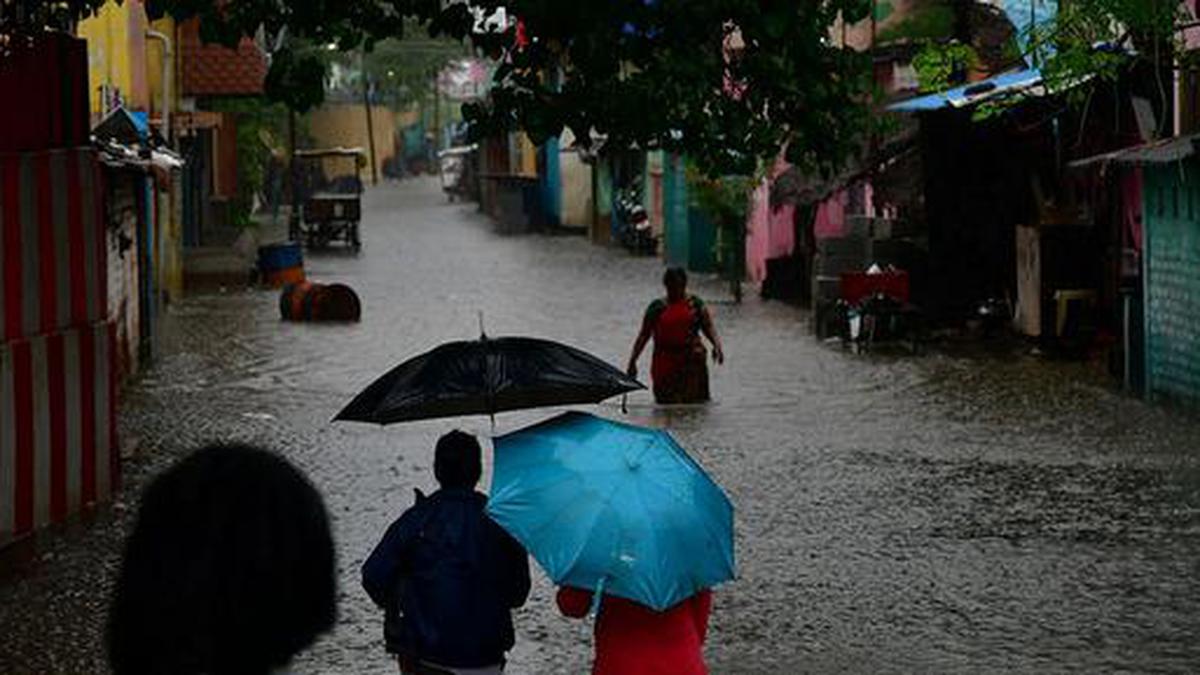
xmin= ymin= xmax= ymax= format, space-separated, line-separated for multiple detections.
xmin=334 ymin=336 xmax=644 ymax=425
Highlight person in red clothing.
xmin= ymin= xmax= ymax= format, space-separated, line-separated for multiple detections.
xmin=556 ymin=587 xmax=713 ymax=675
xmin=626 ymin=268 xmax=725 ymax=404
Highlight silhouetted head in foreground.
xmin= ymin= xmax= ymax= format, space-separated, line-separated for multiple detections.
xmin=107 ymin=444 xmax=336 ymax=675
xmin=663 ymin=267 xmax=688 ymax=302
xmin=434 ymin=430 xmax=482 ymax=489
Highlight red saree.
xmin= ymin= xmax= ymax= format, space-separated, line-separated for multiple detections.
xmin=646 ymin=296 xmax=709 ymax=404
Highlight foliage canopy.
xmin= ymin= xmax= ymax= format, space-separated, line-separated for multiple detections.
xmin=47 ymin=1 xmax=1199 ymax=174
xmin=142 ymin=0 xmax=877 ymax=177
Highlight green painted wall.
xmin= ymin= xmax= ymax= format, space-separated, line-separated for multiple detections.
xmin=1143 ymin=162 xmax=1200 ymax=405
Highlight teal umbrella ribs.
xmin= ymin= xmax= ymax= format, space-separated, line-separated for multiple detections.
xmin=488 ymin=412 xmax=735 ymax=612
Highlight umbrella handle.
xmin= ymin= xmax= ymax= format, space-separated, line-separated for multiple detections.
xmin=621 ymin=394 xmax=628 ymax=415
xmin=588 ymin=575 xmax=607 ymax=619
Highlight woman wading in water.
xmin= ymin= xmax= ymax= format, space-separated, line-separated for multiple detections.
xmin=626 ymin=268 xmax=724 ymax=404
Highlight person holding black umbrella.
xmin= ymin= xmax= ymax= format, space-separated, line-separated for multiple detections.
xmin=362 ymin=431 xmax=531 ymax=675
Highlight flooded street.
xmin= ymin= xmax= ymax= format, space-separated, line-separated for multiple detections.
xmin=3 ymin=178 xmax=1200 ymax=673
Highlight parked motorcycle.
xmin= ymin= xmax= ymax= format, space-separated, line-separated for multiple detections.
xmin=844 ymin=292 xmax=923 ymax=354
xmin=974 ymin=296 xmax=1011 ymax=337
xmin=614 ymin=186 xmax=657 ymax=256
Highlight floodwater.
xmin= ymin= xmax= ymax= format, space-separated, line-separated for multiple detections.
xmin=2 ymin=178 xmax=1199 ymax=673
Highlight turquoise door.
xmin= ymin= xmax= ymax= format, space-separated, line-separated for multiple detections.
xmin=539 ymin=137 xmax=561 ymax=227
xmin=687 ymin=207 xmax=717 ymax=273
xmin=663 ymin=154 xmax=689 ymax=267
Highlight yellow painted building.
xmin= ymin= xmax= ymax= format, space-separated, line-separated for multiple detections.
xmin=308 ymin=103 xmax=399 ymax=183
xmin=559 ymin=129 xmax=593 ymax=228
xmin=77 ymin=0 xmax=151 ymax=121
xmin=514 ymin=133 xmax=538 ymax=178
xmin=145 ymin=15 xmax=185 ymax=304
xmin=78 ymin=1 xmax=185 ymax=306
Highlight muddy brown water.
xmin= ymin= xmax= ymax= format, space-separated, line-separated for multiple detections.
xmin=2 ymin=179 xmax=1198 ymax=674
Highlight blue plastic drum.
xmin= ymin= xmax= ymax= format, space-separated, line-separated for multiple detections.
xmin=257 ymin=242 xmax=304 ymax=274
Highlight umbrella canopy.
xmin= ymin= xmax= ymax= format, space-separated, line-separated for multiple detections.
xmin=335 ymin=337 xmax=643 ymax=425
xmin=488 ymin=412 xmax=735 ymax=611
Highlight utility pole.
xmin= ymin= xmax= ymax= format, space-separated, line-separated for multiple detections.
xmin=432 ymin=67 xmax=441 ymax=157
xmin=362 ymin=52 xmax=379 ymax=185
xmin=288 ymin=108 xmax=299 ymax=240
xmin=869 ymin=0 xmax=878 ymax=157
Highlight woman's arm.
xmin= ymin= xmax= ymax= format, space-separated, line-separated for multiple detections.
xmin=699 ymin=306 xmax=724 ymax=364
xmin=626 ymin=316 xmax=654 ymax=378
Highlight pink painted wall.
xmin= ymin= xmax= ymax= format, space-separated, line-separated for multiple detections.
xmin=1185 ymin=0 xmax=1200 ymax=51
xmin=768 ymin=203 xmax=796 ymax=258
xmin=813 ymin=189 xmax=848 ymax=240
xmin=746 ymin=181 xmax=771 ymax=283
xmin=813 ymin=181 xmax=875 ymax=241
xmin=746 ymin=161 xmax=881 ymax=282
xmin=745 ymin=157 xmax=798 ymax=284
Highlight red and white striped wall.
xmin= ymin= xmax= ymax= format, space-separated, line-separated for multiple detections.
xmin=0 ymin=321 xmax=118 ymax=543
xmin=1 ymin=148 xmax=108 ymax=344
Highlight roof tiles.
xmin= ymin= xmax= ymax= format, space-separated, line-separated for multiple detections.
xmin=180 ymin=19 xmax=267 ymax=97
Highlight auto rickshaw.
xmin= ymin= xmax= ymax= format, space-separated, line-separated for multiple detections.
xmin=290 ymin=148 xmax=366 ymax=251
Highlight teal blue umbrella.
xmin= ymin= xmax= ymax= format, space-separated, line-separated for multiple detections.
xmin=488 ymin=412 xmax=735 ymax=611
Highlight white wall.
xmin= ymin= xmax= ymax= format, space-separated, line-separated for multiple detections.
xmin=105 ymin=172 xmax=141 ymax=378
xmin=560 ymin=148 xmax=593 ymax=228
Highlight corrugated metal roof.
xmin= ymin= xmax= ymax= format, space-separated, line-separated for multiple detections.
xmin=1068 ymin=134 xmax=1200 ymax=168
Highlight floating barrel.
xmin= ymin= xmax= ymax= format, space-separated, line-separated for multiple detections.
xmin=258 ymin=242 xmax=305 ymax=288
xmin=279 ymin=281 xmax=313 ymax=320
xmin=279 ymin=282 xmax=361 ymax=322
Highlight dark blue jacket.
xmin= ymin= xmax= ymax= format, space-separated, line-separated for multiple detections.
xmin=362 ymin=488 xmax=531 ymax=668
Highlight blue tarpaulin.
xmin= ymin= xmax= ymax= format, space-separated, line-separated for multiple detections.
xmin=128 ymin=110 xmax=150 ymax=139
xmin=888 ymin=68 xmax=1044 ymax=112
xmin=887 ymin=1 xmax=1058 ymax=113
